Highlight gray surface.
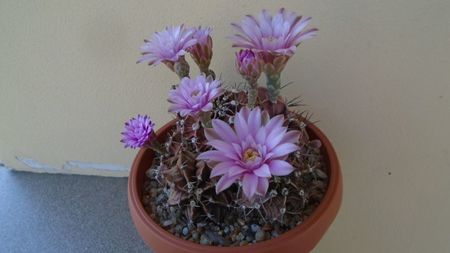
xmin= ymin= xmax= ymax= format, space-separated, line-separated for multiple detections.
xmin=0 ymin=169 xmax=151 ymax=253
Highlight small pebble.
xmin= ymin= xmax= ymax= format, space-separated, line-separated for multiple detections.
xmin=162 ymin=220 xmax=173 ymax=227
xmin=315 ymin=169 xmax=328 ymax=179
xmin=239 ymin=241 xmax=249 ymax=246
xmin=271 ymin=230 xmax=279 ymax=238
xmin=197 ymin=222 xmax=206 ymax=228
xmin=182 ymin=227 xmax=189 ymax=236
xmin=200 ymin=234 xmax=210 ymax=245
xmin=255 ymin=230 xmax=265 ymax=241
xmin=262 ymin=223 xmax=272 ymax=231
xmin=205 ymin=230 xmax=226 ymax=245
xmin=250 ymin=224 xmax=261 ymax=233
xmin=245 ymin=235 xmax=254 ymax=242
xmin=192 ymin=232 xmax=199 ymax=240
xmin=150 ymin=189 xmax=158 ymax=197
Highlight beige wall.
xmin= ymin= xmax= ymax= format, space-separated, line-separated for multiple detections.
xmin=1 ymin=0 xmax=450 ymax=251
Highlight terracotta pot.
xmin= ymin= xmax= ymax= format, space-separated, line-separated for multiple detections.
xmin=128 ymin=119 xmax=342 ymax=253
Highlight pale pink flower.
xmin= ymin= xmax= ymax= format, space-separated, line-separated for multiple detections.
xmin=138 ymin=25 xmax=197 ymax=66
xmin=197 ymin=107 xmax=300 ymax=199
xmin=230 ymin=8 xmax=317 ymax=56
xmin=168 ymin=74 xmax=223 ymax=117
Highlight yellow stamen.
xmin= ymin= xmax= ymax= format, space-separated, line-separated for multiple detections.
xmin=243 ymin=148 xmax=259 ymax=162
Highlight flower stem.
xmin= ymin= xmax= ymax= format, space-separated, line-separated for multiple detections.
xmin=247 ymin=80 xmax=258 ymax=108
xmin=174 ymin=56 xmax=190 ymax=79
xmin=146 ymin=139 xmax=164 ymax=154
xmin=266 ymin=72 xmax=281 ymax=103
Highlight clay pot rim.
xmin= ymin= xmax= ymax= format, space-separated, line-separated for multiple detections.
xmin=128 ymin=119 xmax=341 ymax=252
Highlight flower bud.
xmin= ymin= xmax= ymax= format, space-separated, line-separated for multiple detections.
xmin=235 ymin=49 xmax=263 ymax=85
xmin=189 ymin=27 xmax=213 ymax=74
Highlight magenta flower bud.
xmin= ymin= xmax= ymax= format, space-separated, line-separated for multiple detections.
xmin=121 ymin=115 xmax=155 ymax=149
xmin=235 ymin=49 xmax=263 ymax=84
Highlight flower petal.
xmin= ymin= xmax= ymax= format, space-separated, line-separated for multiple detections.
xmin=269 ymin=160 xmax=295 ymax=176
xmin=242 ymin=173 xmax=258 ymax=199
xmin=253 ymin=164 xmax=271 ymax=177
xmin=281 ymin=130 xmax=301 ymax=144
xmin=266 ymin=128 xmax=287 ymax=150
xmin=255 ymin=127 xmax=266 ymax=144
xmin=228 ymin=166 xmax=247 ymax=177
xmin=204 ymin=128 xmax=221 ymax=141
xmin=216 ymin=174 xmax=240 ymax=194
xmin=270 ymin=143 xmax=299 ymax=157
xmin=234 ymin=108 xmax=250 ymax=139
xmin=210 ymin=162 xmax=236 ymax=178
xmin=265 ymin=115 xmax=284 ymax=135
xmin=197 ymin=150 xmax=233 ymax=162
xmin=256 ymin=177 xmax=269 ymax=196
xmin=248 ymin=107 xmax=262 ymax=135
xmin=207 ymin=139 xmax=239 ymax=159
xmin=211 ymin=119 xmax=239 ymax=143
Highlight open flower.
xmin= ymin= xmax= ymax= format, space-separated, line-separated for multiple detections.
xmin=138 ymin=25 xmax=197 ymax=67
xmin=230 ymin=8 xmax=317 ymax=57
xmin=235 ymin=49 xmax=263 ymax=83
xmin=168 ymin=74 xmax=223 ymax=117
xmin=121 ymin=115 xmax=155 ymax=149
xmin=197 ymin=107 xmax=300 ymax=199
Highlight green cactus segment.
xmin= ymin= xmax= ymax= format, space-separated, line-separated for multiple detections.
xmin=266 ymin=72 xmax=281 ymax=103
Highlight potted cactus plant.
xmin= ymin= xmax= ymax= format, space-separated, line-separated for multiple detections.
xmin=123 ymin=8 xmax=342 ymax=253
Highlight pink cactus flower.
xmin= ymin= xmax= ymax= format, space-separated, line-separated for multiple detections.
xmin=138 ymin=25 xmax=197 ymax=66
xmin=197 ymin=107 xmax=300 ymax=199
xmin=121 ymin=115 xmax=155 ymax=149
xmin=168 ymin=74 xmax=223 ymax=117
xmin=230 ymin=8 xmax=318 ymax=57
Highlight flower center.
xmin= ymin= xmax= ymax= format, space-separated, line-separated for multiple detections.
xmin=265 ymin=36 xmax=277 ymax=42
xmin=243 ymin=148 xmax=260 ymax=162
xmin=191 ymin=90 xmax=200 ymax=97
